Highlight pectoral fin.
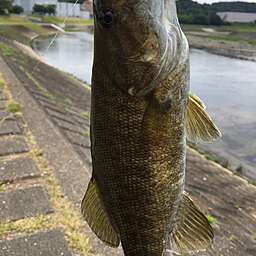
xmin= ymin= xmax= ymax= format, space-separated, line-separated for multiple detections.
xmin=169 ymin=192 xmax=214 ymax=256
xmin=81 ymin=175 xmax=120 ymax=247
xmin=185 ymin=92 xmax=221 ymax=142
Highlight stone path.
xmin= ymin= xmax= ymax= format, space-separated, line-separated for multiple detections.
xmin=0 ymin=80 xmax=74 ymax=255
xmin=0 ymin=227 xmax=73 ymax=256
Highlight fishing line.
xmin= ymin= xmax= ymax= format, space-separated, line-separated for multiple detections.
xmin=18 ymin=0 xmax=80 ymax=95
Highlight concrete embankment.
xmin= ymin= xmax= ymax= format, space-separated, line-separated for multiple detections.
xmin=0 ymin=25 xmax=256 ymax=256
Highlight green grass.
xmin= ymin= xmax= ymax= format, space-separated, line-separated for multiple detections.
xmin=7 ymin=102 xmax=23 ymax=112
xmin=185 ymin=33 xmax=256 ymax=46
xmin=205 ymin=214 xmax=217 ymax=228
xmin=235 ymin=164 xmax=243 ymax=177
xmin=221 ymin=159 xmax=229 ymax=168
xmin=0 ymin=72 xmax=7 ymax=87
xmin=0 ymin=14 xmax=53 ymax=45
xmin=0 ymin=25 xmax=30 ymax=45
xmin=181 ymin=23 xmax=256 ymax=32
xmin=0 ymin=42 xmax=23 ymax=58
xmin=54 ymin=96 xmax=67 ymax=111
xmin=204 ymin=154 xmax=220 ymax=164
xmin=24 ymin=70 xmax=52 ymax=98
xmin=27 ymin=14 xmax=94 ymax=25
xmin=82 ymin=110 xmax=89 ymax=116
xmin=83 ymin=130 xmax=90 ymax=136
xmin=0 ymin=14 xmax=30 ymax=24
xmin=187 ymin=142 xmax=221 ymax=163
xmin=248 ymin=179 xmax=256 ymax=186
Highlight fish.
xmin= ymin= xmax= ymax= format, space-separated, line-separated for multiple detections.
xmin=81 ymin=0 xmax=221 ymax=255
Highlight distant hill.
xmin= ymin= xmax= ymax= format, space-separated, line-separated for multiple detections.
xmin=177 ymin=0 xmax=256 ymax=13
xmin=176 ymin=0 xmax=256 ymax=25
xmin=211 ymin=1 xmax=256 ymax=13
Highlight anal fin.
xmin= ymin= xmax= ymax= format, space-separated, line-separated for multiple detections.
xmin=185 ymin=92 xmax=221 ymax=143
xmin=81 ymin=175 xmax=120 ymax=247
xmin=169 ymin=192 xmax=214 ymax=255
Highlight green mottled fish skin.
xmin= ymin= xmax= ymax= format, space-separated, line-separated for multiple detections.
xmin=91 ymin=0 xmax=189 ymax=255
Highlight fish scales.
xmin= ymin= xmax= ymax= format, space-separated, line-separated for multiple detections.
xmin=92 ymin=73 xmax=185 ymax=255
xmin=82 ymin=0 xmax=221 ymax=255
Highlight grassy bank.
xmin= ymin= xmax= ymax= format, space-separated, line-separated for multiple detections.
xmin=0 ymin=14 xmax=52 ymax=45
xmin=0 ymin=14 xmax=93 ymax=45
xmin=0 ymin=13 xmax=93 ymax=25
xmin=186 ymin=33 xmax=256 ymax=46
xmin=187 ymin=142 xmax=256 ymax=186
xmin=181 ymin=23 xmax=256 ymax=32
xmin=27 ymin=14 xmax=93 ymax=26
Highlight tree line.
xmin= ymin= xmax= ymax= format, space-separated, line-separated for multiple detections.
xmin=32 ymin=4 xmax=56 ymax=16
xmin=0 ymin=0 xmax=56 ymax=15
xmin=177 ymin=0 xmax=256 ymax=25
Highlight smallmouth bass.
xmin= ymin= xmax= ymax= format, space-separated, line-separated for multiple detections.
xmin=81 ymin=0 xmax=221 ymax=255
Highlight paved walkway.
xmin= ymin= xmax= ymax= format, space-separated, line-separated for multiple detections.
xmin=0 ymin=36 xmax=255 ymax=256
xmin=0 ymin=77 xmax=73 ymax=255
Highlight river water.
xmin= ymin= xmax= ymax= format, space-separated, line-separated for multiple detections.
xmin=33 ymin=31 xmax=256 ymax=180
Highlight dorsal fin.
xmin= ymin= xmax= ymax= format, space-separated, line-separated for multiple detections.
xmin=81 ymin=175 xmax=120 ymax=247
xmin=169 ymin=192 xmax=214 ymax=255
xmin=185 ymin=92 xmax=221 ymax=143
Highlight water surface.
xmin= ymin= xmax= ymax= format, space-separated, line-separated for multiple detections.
xmin=33 ymin=32 xmax=256 ymax=180
xmin=33 ymin=31 xmax=93 ymax=85
xmin=190 ymin=49 xmax=256 ymax=179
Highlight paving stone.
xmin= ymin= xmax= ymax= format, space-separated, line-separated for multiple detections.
xmin=31 ymin=90 xmax=51 ymax=99
xmin=73 ymin=114 xmax=90 ymax=126
xmin=0 ymin=93 xmax=7 ymax=100
xmin=0 ymin=87 xmax=3 ymax=93
xmin=64 ymin=130 xmax=90 ymax=147
xmin=0 ymin=137 xmax=28 ymax=156
xmin=0 ymin=227 xmax=73 ymax=256
xmin=66 ymin=108 xmax=90 ymax=120
xmin=54 ymin=118 xmax=84 ymax=135
xmin=0 ymin=186 xmax=54 ymax=221
xmin=73 ymin=145 xmax=92 ymax=164
xmin=0 ymin=101 xmax=6 ymax=110
xmin=27 ymin=85 xmax=45 ymax=94
xmin=82 ymin=124 xmax=90 ymax=133
xmin=0 ymin=121 xmax=21 ymax=135
xmin=0 ymin=111 xmax=14 ymax=121
xmin=33 ymin=93 xmax=56 ymax=104
xmin=45 ymin=108 xmax=75 ymax=124
xmin=0 ymin=157 xmax=38 ymax=181
xmin=39 ymin=100 xmax=66 ymax=114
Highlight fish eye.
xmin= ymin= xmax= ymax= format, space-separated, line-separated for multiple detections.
xmin=99 ymin=9 xmax=116 ymax=29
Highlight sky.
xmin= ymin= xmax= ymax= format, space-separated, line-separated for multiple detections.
xmin=196 ymin=0 xmax=256 ymax=4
